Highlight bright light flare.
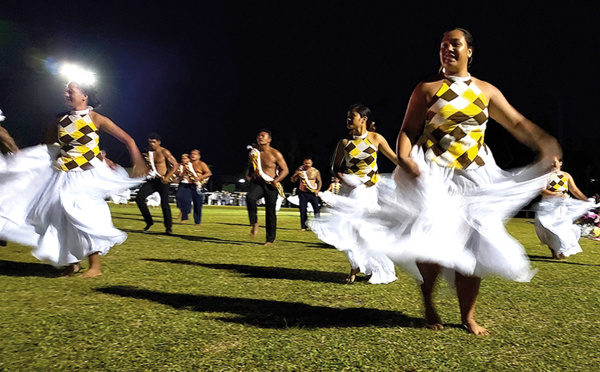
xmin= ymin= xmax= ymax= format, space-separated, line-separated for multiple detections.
xmin=60 ymin=63 xmax=96 ymax=85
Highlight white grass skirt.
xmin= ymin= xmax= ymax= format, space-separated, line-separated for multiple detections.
xmin=0 ymin=145 xmax=142 ymax=266
xmin=310 ymin=177 xmax=398 ymax=285
xmin=534 ymin=196 xmax=594 ymax=257
xmin=342 ymin=146 xmax=552 ymax=284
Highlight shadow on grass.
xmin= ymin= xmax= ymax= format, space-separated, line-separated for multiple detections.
xmin=279 ymin=239 xmax=332 ymax=248
xmin=141 ymin=258 xmax=351 ymax=283
xmin=0 ymin=259 xmax=57 ymax=277
xmin=112 ymin=215 xmax=146 ymax=222
xmin=528 ymin=255 xmax=600 ymax=267
xmin=96 ymin=285 xmax=421 ymax=329
xmin=121 ymin=229 xmax=257 ymax=246
xmin=216 ymin=222 xmax=297 ymax=231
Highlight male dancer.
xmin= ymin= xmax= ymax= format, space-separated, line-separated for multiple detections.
xmin=135 ymin=133 xmax=177 ymax=234
xmin=290 ymin=156 xmax=322 ymax=230
xmin=175 ymin=153 xmax=190 ymax=221
xmin=0 ymin=109 xmax=18 ymax=247
xmin=246 ymin=129 xmax=289 ymax=245
xmin=181 ymin=149 xmax=211 ymax=225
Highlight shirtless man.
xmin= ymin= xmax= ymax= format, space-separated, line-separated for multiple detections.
xmin=181 ymin=149 xmax=212 ymax=225
xmin=175 ymin=153 xmax=191 ymax=221
xmin=290 ymin=156 xmax=322 ymax=231
xmin=246 ymin=129 xmax=289 ymax=245
xmin=135 ymin=133 xmax=177 ymax=234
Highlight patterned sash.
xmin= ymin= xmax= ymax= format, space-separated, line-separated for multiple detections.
xmin=298 ymin=170 xmax=318 ymax=193
xmin=247 ymin=145 xmax=285 ymax=197
xmin=187 ymin=162 xmax=209 ymax=191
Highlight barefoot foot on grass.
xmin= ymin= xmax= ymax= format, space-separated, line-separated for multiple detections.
xmin=345 ymin=268 xmax=360 ymax=284
xmin=424 ymin=311 xmax=444 ymax=330
xmin=250 ymin=224 xmax=259 ymax=238
xmin=463 ymin=319 xmax=489 ymax=335
xmin=80 ymin=269 xmax=102 ymax=278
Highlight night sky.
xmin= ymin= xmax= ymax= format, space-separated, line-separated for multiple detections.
xmin=1 ymin=1 xmax=599 ymax=191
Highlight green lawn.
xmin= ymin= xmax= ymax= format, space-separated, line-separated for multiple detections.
xmin=1 ymin=205 xmax=599 ymax=371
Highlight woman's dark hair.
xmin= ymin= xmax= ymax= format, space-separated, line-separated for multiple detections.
xmin=68 ymin=80 xmax=101 ymax=108
xmin=444 ymin=28 xmax=475 ymax=67
xmin=348 ymin=103 xmax=376 ymax=132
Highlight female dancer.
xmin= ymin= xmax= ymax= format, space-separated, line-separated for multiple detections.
xmin=372 ymin=28 xmax=562 ymax=334
xmin=311 ymin=104 xmax=399 ymax=284
xmin=535 ymin=157 xmax=593 ymax=259
xmin=0 ymin=79 xmax=146 ymax=277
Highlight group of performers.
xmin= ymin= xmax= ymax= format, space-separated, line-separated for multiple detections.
xmin=135 ymin=135 xmax=212 ymax=233
xmin=0 ymin=28 xmax=597 ymax=335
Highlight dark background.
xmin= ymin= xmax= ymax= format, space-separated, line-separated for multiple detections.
xmin=1 ymin=1 xmax=599 ymax=193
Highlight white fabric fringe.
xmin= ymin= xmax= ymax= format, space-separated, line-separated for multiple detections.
xmin=534 ymin=196 xmax=595 ymax=257
xmin=0 ymin=145 xmax=142 ymax=266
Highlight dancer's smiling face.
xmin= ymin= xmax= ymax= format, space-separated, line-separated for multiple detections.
xmin=440 ymin=29 xmax=472 ymax=74
xmin=64 ymin=83 xmax=88 ymax=109
xmin=346 ymin=111 xmax=366 ymax=131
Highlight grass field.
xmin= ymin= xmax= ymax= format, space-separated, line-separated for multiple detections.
xmin=1 ymin=204 xmax=599 ymax=371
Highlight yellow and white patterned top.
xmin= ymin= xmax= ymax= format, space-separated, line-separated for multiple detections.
xmin=331 ymin=182 xmax=341 ymax=195
xmin=344 ymin=132 xmax=379 ymax=187
xmin=54 ymin=110 xmax=101 ymax=171
xmin=548 ymin=172 xmax=568 ymax=194
xmin=417 ymin=74 xmax=488 ymax=169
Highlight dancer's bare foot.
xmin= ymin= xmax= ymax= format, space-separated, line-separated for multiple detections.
xmin=250 ymin=223 xmax=259 ymax=238
xmin=80 ymin=268 xmax=102 ymax=278
xmin=345 ymin=268 xmax=360 ymax=284
xmin=424 ymin=309 xmax=444 ymax=330
xmin=58 ymin=263 xmax=80 ymax=277
xmin=263 ymin=241 xmax=273 ymax=246
xmin=463 ymin=319 xmax=489 ymax=335
xmin=557 ymin=253 xmax=566 ymax=260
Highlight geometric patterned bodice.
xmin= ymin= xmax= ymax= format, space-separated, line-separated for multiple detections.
xmin=331 ymin=182 xmax=341 ymax=195
xmin=547 ymin=172 xmax=568 ymax=194
xmin=54 ymin=109 xmax=101 ymax=171
xmin=417 ymin=74 xmax=489 ymax=170
xmin=344 ymin=132 xmax=379 ymax=187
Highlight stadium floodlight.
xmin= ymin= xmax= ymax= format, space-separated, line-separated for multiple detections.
xmin=59 ymin=63 xmax=96 ymax=85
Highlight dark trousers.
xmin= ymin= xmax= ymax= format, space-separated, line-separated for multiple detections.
xmin=136 ymin=178 xmax=173 ymax=231
xmin=246 ymin=179 xmax=278 ymax=242
xmin=177 ymin=183 xmax=204 ymax=224
xmin=298 ymin=189 xmax=320 ymax=229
